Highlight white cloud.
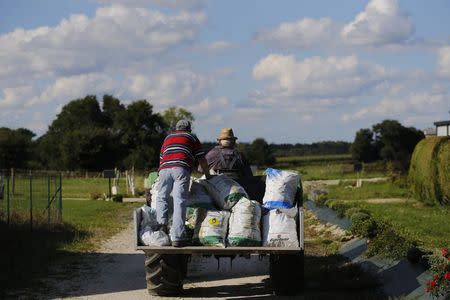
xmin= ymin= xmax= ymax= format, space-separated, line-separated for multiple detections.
xmin=255 ymin=18 xmax=340 ymax=48
xmin=28 ymin=73 xmax=118 ymax=107
xmin=206 ymin=41 xmax=236 ymax=52
xmin=438 ymin=46 xmax=450 ymax=76
xmin=342 ymin=0 xmax=414 ymax=46
xmin=127 ymin=67 xmax=216 ymax=109
xmin=0 ymin=6 xmax=205 ymax=82
xmin=256 ymin=0 xmax=415 ymax=49
xmin=96 ymin=0 xmax=206 ymax=9
xmin=252 ymin=54 xmax=390 ymax=99
xmin=0 ymin=85 xmax=36 ymax=109
xmin=343 ymin=91 xmax=448 ymax=122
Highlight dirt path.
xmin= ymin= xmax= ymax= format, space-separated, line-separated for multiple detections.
xmin=48 ymin=222 xmax=292 ymax=300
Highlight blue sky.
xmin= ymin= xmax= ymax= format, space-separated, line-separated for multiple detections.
xmin=1 ymin=0 xmax=450 ymax=143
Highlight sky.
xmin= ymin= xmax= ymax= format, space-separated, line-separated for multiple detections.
xmin=1 ymin=0 xmax=450 ymax=143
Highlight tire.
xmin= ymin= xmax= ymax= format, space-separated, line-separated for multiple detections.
xmin=269 ymin=252 xmax=304 ymax=296
xmin=145 ymin=254 xmax=188 ymax=296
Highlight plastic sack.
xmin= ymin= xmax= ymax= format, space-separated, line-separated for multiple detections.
xmin=262 ymin=207 xmax=299 ymax=248
xmin=200 ymin=174 xmax=248 ymax=210
xmin=193 ymin=210 xmax=230 ymax=247
xmin=187 ymin=178 xmax=216 ymax=209
xmin=139 ymin=205 xmax=171 ymax=246
xmin=263 ymin=168 xmax=299 ymax=210
xmin=228 ymin=198 xmax=262 ymax=246
xmin=140 ymin=226 xmax=171 ymax=246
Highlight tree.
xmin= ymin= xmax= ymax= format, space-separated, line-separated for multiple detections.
xmin=372 ymin=119 xmax=424 ymax=170
xmin=350 ymin=128 xmax=378 ymax=163
xmin=161 ymin=106 xmax=195 ymax=132
xmin=0 ymin=127 xmax=35 ymax=169
xmin=114 ymin=100 xmax=166 ymax=169
xmin=247 ymin=138 xmax=276 ymax=167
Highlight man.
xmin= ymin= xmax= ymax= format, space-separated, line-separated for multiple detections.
xmin=203 ymin=128 xmax=253 ymax=179
xmin=156 ymin=119 xmax=210 ymax=247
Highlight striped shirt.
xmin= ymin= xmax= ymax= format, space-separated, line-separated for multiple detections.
xmin=159 ymin=131 xmax=205 ymax=172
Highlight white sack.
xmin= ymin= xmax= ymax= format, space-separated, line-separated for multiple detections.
xmin=200 ymin=174 xmax=248 ymax=210
xmin=263 ymin=168 xmax=299 ymax=210
xmin=228 ymin=198 xmax=262 ymax=246
xmin=262 ymin=207 xmax=299 ymax=248
xmin=187 ymin=178 xmax=216 ymax=209
xmin=139 ymin=205 xmax=171 ymax=246
xmin=194 ymin=210 xmax=230 ymax=247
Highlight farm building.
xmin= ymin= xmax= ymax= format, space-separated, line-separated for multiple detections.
xmin=434 ymin=120 xmax=450 ymax=137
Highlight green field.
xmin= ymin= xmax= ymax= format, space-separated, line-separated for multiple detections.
xmin=338 ymin=200 xmax=450 ymax=250
xmin=326 ymin=179 xmax=410 ymax=201
xmin=62 ymin=176 xmax=145 ymax=199
xmin=272 ymin=155 xmax=386 ymax=181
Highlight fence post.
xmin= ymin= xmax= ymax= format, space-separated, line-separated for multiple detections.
xmin=47 ymin=175 xmax=51 ymax=225
xmin=29 ymin=171 xmax=33 ymax=231
xmin=11 ymin=168 xmax=15 ymax=195
xmin=58 ymin=173 xmax=62 ymax=222
xmin=6 ymin=176 xmax=10 ymax=226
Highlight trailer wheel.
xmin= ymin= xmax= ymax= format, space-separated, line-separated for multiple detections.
xmin=145 ymin=253 xmax=188 ymax=296
xmin=270 ymin=252 xmax=304 ymax=296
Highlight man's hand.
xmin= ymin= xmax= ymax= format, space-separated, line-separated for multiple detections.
xmin=199 ymin=157 xmax=211 ymax=179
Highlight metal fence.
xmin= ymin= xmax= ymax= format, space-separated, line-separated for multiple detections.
xmin=0 ymin=169 xmax=62 ymax=229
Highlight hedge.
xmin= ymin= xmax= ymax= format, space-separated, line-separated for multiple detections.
xmin=408 ymin=137 xmax=450 ymax=205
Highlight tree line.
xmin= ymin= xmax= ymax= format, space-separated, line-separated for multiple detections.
xmin=0 ymin=95 xmax=425 ymax=171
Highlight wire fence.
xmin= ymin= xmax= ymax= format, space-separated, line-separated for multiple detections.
xmin=0 ymin=169 xmax=62 ymax=229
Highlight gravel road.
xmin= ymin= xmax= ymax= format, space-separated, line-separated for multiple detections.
xmin=50 ymin=222 xmax=297 ymax=300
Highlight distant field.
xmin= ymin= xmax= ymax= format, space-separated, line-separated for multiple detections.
xmin=327 ymin=179 xmax=410 ymax=200
xmin=62 ymin=176 xmax=145 ymax=199
xmin=272 ymin=154 xmax=386 ymax=181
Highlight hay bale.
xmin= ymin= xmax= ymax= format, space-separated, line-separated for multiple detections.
xmin=408 ymin=137 xmax=450 ymax=205
xmin=437 ymin=141 xmax=450 ymax=205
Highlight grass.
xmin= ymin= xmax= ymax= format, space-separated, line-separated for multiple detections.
xmin=348 ymin=201 xmax=450 ymax=250
xmin=0 ymin=199 xmax=141 ymax=295
xmin=326 ymin=179 xmax=410 ymax=201
xmin=62 ymin=176 xmax=145 ymax=199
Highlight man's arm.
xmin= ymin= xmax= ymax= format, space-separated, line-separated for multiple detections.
xmin=198 ymin=157 xmax=212 ymax=179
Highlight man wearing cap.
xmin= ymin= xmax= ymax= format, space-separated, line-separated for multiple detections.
xmin=203 ymin=128 xmax=253 ymax=179
xmin=156 ymin=119 xmax=210 ymax=247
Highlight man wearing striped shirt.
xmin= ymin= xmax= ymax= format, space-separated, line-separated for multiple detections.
xmin=156 ymin=119 xmax=210 ymax=247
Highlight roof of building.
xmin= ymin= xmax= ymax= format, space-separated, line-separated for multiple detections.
xmin=434 ymin=120 xmax=450 ymax=126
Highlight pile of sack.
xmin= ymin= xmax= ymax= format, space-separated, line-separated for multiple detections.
xmin=139 ymin=169 xmax=300 ymax=248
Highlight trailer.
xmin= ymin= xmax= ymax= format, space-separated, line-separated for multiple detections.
xmin=134 ymin=175 xmax=304 ymax=296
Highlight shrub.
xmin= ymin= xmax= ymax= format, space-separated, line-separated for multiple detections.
xmin=366 ymin=222 xmax=415 ymax=260
xmin=315 ymin=193 xmax=329 ymax=207
xmin=408 ymin=137 xmax=450 ymax=205
xmin=345 ymin=207 xmax=371 ymax=219
xmin=425 ymin=247 xmax=450 ymax=297
xmin=350 ymin=212 xmax=377 ymax=238
xmin=326 ymin=200 xmax=350 ymax=218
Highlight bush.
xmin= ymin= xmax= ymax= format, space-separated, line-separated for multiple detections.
xmin=326 ymin=200 xmax=350 ymax=218
xmin=345 ymin=207 xmax=371 ymax=219
xmin=350 ymin=212 xmax=377 ymax=238
xmin=408 ymin=137 xmax=450 ymax=205
xmin=366 ymin=222 xmax=415 ymax=260
xmin=315 ymin=193 xmax=329 ymax=207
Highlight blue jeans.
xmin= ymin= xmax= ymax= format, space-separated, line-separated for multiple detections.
xmin=155 ymin=167 xmax=190 ymax=242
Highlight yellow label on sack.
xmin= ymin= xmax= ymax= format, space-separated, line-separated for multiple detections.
xmin=208 ymin=218 xmax=220 ymax=226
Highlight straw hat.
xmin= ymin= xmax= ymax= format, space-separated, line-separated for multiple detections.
xmin=217 ymin=128 xmax=238 ymax=141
